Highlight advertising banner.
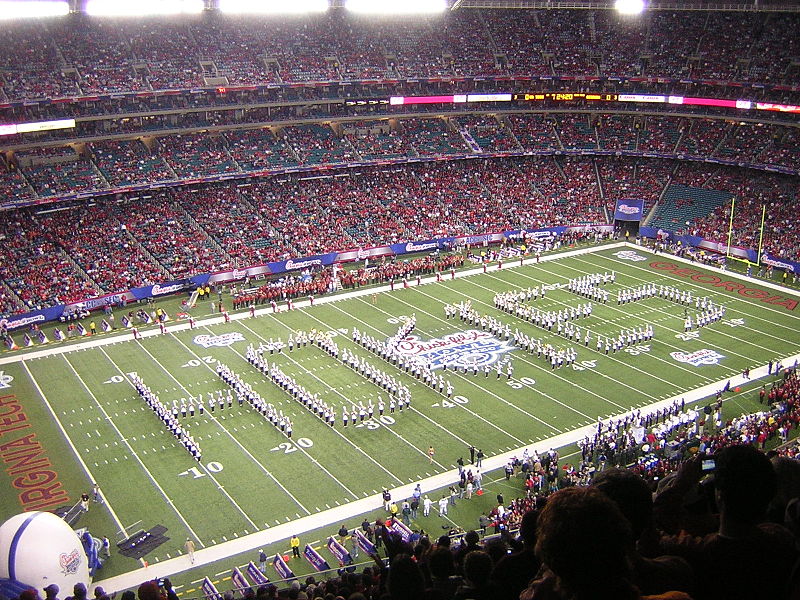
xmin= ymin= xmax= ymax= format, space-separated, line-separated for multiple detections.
xmin=273 ymin=553 xmax=295 ymax=580
xmin=326 ymin=537 xmax=352 ymax=565
xmin=303 ymin=545 xmax=331 ymax=572
xmin=231 ymin=567 xmax=250 ymax=593
xmin=246 ymin=561 xmax=270 ymax=585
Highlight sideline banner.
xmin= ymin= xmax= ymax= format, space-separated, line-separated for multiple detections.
xmin=303 ymin=544 xmax=331 ymax=572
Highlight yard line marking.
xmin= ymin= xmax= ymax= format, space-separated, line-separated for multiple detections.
xmin=532 ymin=257 xmax=776 ymax=363
xmin=353 ymin=297 xmax=564 ymax=434
xmin=303 ymin=303 xmax=532 ymax=444
xmin=575 ymin=252 xmax=800 ymax=348
xmin=404 ymin=283 xmax=637 ymax=414
xmin=467 ymin=271 xmax=712 ymax=388
xmin=250 ymin=327 xmax=450 ymax=469
xmin=118 ymin=343 xmax=298 ymax=521
xmin=20 ymin=359 xmax=140 ymax=559
xmin=55 ymin=355 xmax=205 ymax=547
xmin=163 ymin=334 xmax=337 ymax=507
xmin=220 ymin=322 xmax=405 ymax=487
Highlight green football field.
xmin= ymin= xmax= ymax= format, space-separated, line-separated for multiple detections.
xmin=1 ymin=243 xmax=798 ymax=588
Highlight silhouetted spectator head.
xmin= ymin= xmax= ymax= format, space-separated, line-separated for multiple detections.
xmin=73 ymin=584 xmax=87 ymax=600
xmin=120 ymin=591 xmax=135 ymax=600
xmin=463 ymin=530 xmax=480 ymax=546
xmin=714 ymin=444 xmax=777 ymax=525
xmin=463 ymin=550 xmax=494 ymax=588
xmin=482 ymin=537 xmax=509 ymax=564
xmin=136 ymin=582 xmax=160 ymax=600
xmin=768 ymin=455 xmax=800 ymax=525
xmin=386 ymin=554 xmax=425 ymax=600
xmin=43 ymin=585 xmax=59 ymax=600
xmin=437 ymin=534 xmax=451 ymax=548
xmin=20 ymin=589 xmax=39 ymax=600
xmin=592 ymin=467 xmax=653 ymax=539
xmin=535 ymin=487 xmax=636 ymax=599
xmin=519 ymin=507 xmax=540 ymax=547
xmin=428 ymin=546 xmax=456 ymax=579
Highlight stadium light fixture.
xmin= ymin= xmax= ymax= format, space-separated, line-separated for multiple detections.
xmin=614 ymin=0 xmax=645 ymax=15
xmin=86 ymin=0 xmax=204 ymax=16
xmin=219 ymin=0 xmax=328 ymax=13
xmin=345 ymin=0 xmax=447 ymax=15
xmin=0 ymin=1 xmax=69 ymax=20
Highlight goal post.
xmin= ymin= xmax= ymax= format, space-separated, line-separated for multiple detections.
xmin=725 ymin=197 xmax=766 ymax=267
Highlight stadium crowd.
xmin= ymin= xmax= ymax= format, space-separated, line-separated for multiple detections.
xmin=1 ymin=153 xmax=799 ymax=318
xmin=0 ymin=10 xmax=799 ymax=100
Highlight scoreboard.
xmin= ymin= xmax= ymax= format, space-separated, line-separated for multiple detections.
xmin=513 ymin=92 xmax=618 ymax=102
xmin=387 ymin=92 xmax=800 ymax=114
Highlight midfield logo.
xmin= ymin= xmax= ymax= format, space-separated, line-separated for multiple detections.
xmin=670 ymin=348 xmax=725 ymax=366
xmin=394 ymin=329 xmax=515 ymax=370
xmin=193 ymin=332 xmax=245 ymax=348
xmin=612 ymin=250 xmax=647 ymax=262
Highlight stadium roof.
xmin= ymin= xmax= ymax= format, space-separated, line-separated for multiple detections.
xmin=447 ymin=0 xmax=800 ymax=10
xmin=5 ymin=0 xmax=800 ymax=17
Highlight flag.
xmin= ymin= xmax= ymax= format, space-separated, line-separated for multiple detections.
xmin=37 ymin=330 xmax=48 ymax=344
xmin=353 ymin=529 xmax=377 ymax=555
xmin=4 ymin=336 xmax=17 ymax=351
xmin=22 ymin=333 xmax=33 ymax=347
xmin=200 ymin=578 xmax=222 ymax=600
xmin=101 ymin=319 xmax=111 ymax=332
xmin=326 ymin=537 xmax=351 ymax=565
xmin=54 ymin=328 xmax=65 ymax=341
xmin=303 ymin=545 xmax=331 ymax=573
xmin=273 ymin=553 xmax=294 ymax=580
xmin=246 ymin=561 xmax=269 ymax=585
xmin=121 ymin=315 xmax=131 ymax=328
xmin=76 ymin=323 xmax=87 ymax=336
xmin=230 ymin=567 xmax=250 ymax=594
xmin=387 ymin=518 xmax=412 ymax=542
xmin=723 ymin=380 xmax=731 ymax=392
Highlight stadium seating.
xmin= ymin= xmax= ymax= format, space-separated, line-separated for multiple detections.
xmin=402 ymin=119 xmax=469 ymax=156
xmin=344 ymin=122 xmax=411 ymax=160
xmin=454 ymin=115 xmax=520 ymax=153
xmin=0 ymin=11 xmax=798 ymax=101
xmin=553 ymin=115 xmax=597 ymax=150
xmin=158 ymin=133 xmax=239 ymax=179
xmin=0 ymin=9 xmax=797 ymax=319
xmin=284 ymin=123 xmax=356 ymax=165
xmin=2 ymin=147 xmax=799 ymax=317
xmin=91 ymin=140 xmax=175 ymax=186
xmin=648 ymin=182 xmax=732 ymax=233
xmin=223 ymin=128 xmax=299 ymax=172
xmin=505 ymin=114 xmax=559 ymax=151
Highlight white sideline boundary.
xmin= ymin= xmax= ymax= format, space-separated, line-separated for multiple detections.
xmin=8 ymin=241 xmax=799 ymax=592
xmin=0 ymin=242 xmax=629 ymax=365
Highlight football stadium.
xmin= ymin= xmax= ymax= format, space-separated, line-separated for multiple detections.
xmin=0 ymin=1 xmax=799 ymax=599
